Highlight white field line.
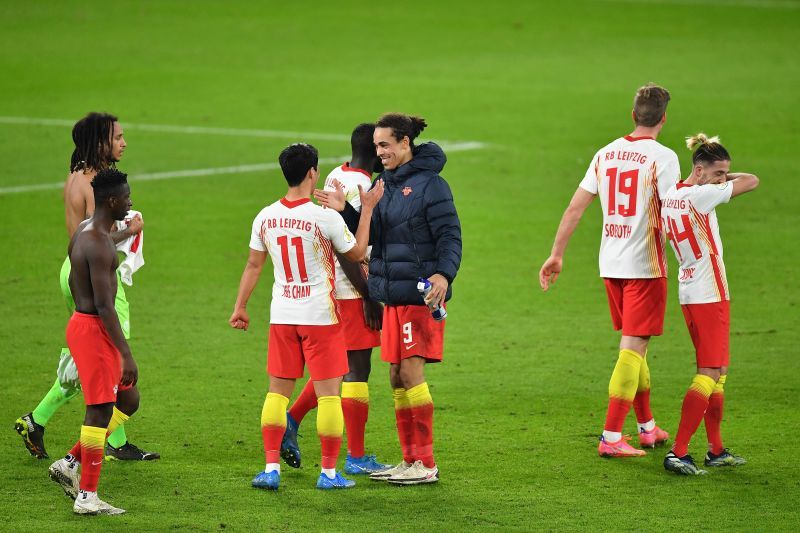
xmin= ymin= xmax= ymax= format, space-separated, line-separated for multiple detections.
xmin=0 ymin=142 xmax=482 ymax=195
xmin=0 ymin=115 xmax=487 ymax=147
xmin=0 ymin=116 xmax=486 ymax=195
xmin=599 ymin=0 xmax=799 ymax=8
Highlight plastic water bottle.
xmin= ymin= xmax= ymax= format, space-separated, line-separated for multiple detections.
xmin=417 ymin=278 xmax=448 ymax=321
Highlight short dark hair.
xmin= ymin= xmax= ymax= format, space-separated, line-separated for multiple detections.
xmin=71 ymin=112 xmax=118 ymax=172
xmin=376 ymin=113 xmax=427 ymax=147
xmin=351 ymin=123 xmax=376 ymax=159
xmin=279 ymin=143 xmax=318 ymax=186
xmin=686 ymin=133 xmax=730 ymax=166
xmin=633 ymin=84 xmax=670 ymax=127
xmin=91 ymin=167 xmax=128 ymax=204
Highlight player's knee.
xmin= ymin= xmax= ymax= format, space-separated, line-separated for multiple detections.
xmin=116 ymin=387 xmax=140 ymax=416
xmin=398 ymin=365 xmax=424 ymax=389
xmin=84 ymin=403 xmax=114 ymax=427
xmin=345 ymin=350 xmax=371 ymax=382
xmin=698 ymin=367 xmax=722 ymax=382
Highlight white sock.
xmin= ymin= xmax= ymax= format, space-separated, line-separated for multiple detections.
xmin=265 ymin=463 xmax=280 ymax=474
xmin=638 ymin=419 xmax=656 ymax=433
xmin=602 ymin=430 xmax=622 ymax=442
xmin=321 ymin=468 xmax=336 ymax=478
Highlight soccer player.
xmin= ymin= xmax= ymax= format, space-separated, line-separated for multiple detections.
xmin=279 ymin=123 xmax=390 ymax=475
xmin=229 ymin=143 xmax=384 ymax=490
xmin=48 ymin=168 xmax=142 ymax=515
xmin=539 ymin=84 xmax=679 ymax=457
xmin=318 ymin=113 xmax=462 ymax=485
xmin=15 ymin=113 xmax=158 ymax=461
xmin=661 ymin=134 xmax=758 ymax=475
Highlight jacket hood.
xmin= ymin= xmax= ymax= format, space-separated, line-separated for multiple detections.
xmin=384 ymin=142 xmax=447 ymax=182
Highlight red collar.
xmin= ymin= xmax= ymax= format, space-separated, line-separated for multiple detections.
xmin=676 ymin=181 xmax=694 ymax=189
xmin=341 ymin=162 xmax=371 ymax=178
xmin=280 ymin=197 xmax=311 ymax=208
xmin=624 ymin=135 xmax=655 ymax=142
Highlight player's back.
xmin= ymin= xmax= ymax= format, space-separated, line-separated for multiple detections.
xmin=579 ymin=136 xmax=681 ymax=279
xmin=251 ymin=198 xmax=355 ymax=325
xmin=661 ymin=181 xmax=732 ymax=304
xmin=68 ymin=221 xmax=118 ymax=313
xmin=324 ymin=164 xmax=372 ymax=300
xmin=64 ymin=169 xmax=95 ymax=237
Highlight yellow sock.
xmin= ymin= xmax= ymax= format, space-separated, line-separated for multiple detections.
xmin=106 ymin=407 xmax=130 ymax=437
xmin=342 ymin=382 xmax=369 ymax=403
xmin=637 ymin=354 xmax=650 ymax=393
xmin=317 ymin=396 xmax=343 ymax=472
xmin=714 ymin=374 xmax=727 ymax=394
xmin=689 ymin=374 xmax=716 ymax=398
xmin=80 ymin=425 xmax=107 ymax=453
xmin=608 ymin=349 xmax=643 ymax=401
xmin=406 ymin=382 xmax=433 ymax=407
xmin=261 ymin=392 xmax=289 ymax=428
xmin=393 ymin=388 xmax=410 ymax=410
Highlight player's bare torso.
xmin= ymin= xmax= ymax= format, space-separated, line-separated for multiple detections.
xmin=63 ymin=169 xmax=96 ymax=237
xmin=68 ymin=219 xmax=119 ymax=315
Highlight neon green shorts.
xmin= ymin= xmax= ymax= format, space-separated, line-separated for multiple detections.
xmin=60 ymin=256 xmax=130 ymax=339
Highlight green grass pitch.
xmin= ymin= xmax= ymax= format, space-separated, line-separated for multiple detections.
xmin=1 ymin=0 xmax=798 ymax=530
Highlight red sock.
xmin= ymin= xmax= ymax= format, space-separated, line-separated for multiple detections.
xmin=68 ymin=441 xmax=82 ymax=462
xmin=705 ymin=392 xmax=725 ymax=455
xmin=77 ymin=426 xmax=106 ymax=492
xmin=342 ymin=398 xmax=368 ymax=458
xmin=320 ymin=436 xmax=342 ymax=469
xmin=673 ymin=376 xmax=715 ymax=457
xmin=261 ymin=425 xmax=284 ymax=464
xmin=407 ymin=383 xmax=435 ymax=468
xmin=393 ymin=388 xmax=415 ymax=464
xmin=633 ymin=389 xmax=653 ymax=425
xmin=288 ymin=380 xmax=317 ymax=424
xmin=604 ymin=397 xmax=633 ymax=434
xmin=411 ymin=403 xmax=435 ymax=468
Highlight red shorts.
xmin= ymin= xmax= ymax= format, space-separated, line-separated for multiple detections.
xmin=604 ymin=278 xmax=667 ymax=336
xmin=681 ymin=301 xmax=730 ymax=367
xmin=337 ymin=298 xmax=381 ymax=351
xmin=381 ymin=305 xmax=445 ymax=364
xmin=267 ymin=323 xmax=348 ymax=380
xmin=66 ymin=312 xmax=129 ymax=405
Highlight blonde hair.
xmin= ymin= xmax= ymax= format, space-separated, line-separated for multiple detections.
xmin=686 ymin=132 xmax=730 ymax=165
xmin=685 ymin=132 xmax=721 ymax=151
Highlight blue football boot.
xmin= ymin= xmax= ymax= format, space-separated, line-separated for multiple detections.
xmin=316 ymin=471 xmax=355 ymax=490
xmin=280 ymin=412 xmax=301 ymax=468
xmin=252 ymin=470 xmax=280 ymax=490
xmin=344 ymin=454 xmax=391 ymax=475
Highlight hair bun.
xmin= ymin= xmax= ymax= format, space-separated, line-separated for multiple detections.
xmin=686 ymin=132 xmax=721 ymax=151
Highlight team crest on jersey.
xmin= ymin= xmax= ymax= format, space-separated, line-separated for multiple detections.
xmin=402 ymin=186 xmax=413 ymax=196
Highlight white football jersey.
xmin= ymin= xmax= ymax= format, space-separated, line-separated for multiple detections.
xmin=250 ymin=197 xmax=356 ymax=325
xmin=661 ymin=181 xmax=733 ymax=304
xmin=324 ymin=163 xmax=373 ymax=300
xmin=579 ymin=136 xmax=681 ymax=278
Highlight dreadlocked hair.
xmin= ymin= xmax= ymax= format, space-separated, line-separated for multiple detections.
xmin=70 ymin=112 xmax=118 ymax=173
xmin=686 ymin=133 xmax=730 ymax=165
xmin=91 ymin=167 xmax=128 ymax=204
xmin=376 ymin=113 xmax=427 ymax=147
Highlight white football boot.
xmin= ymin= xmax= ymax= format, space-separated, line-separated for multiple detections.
xmin=48 ymin=458 xmax=80 ymax=499
xmin=73 ymin=491 xmax=126 ymax=515
xmin=369 ymin=461 xmax=412 ymax=481
xmin=386 ymin=460 xmax=439 ymax=485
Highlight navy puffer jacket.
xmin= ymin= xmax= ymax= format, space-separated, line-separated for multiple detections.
xmin=367 ymin=142 xmax=462 ymax=305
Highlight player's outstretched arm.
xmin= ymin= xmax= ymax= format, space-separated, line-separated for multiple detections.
xmin=88 ymin=234 xmax=137 ymax=386
xmin=539 ymin=187 xmax=595 ymax=291
xmin=230 ymin=249 xmax=267 ymax=331
xmin=727 ymin=172 xmax=760 ymax=198
xmin=342 ymin=180 xmax=384 ymax=263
